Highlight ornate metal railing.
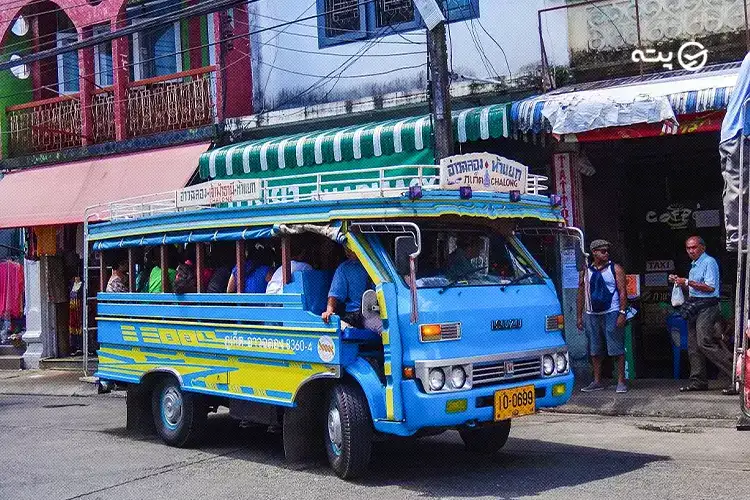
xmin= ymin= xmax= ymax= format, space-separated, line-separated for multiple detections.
xmin=6 ymin=95 xmax=83 ymax=156
xmin=538 ymin=0 xmax=750 ymax=87
xmin=126 ymin=66 xmax=216 ymax=138
xmin=91 ymin=90 xmax=116 ymax=144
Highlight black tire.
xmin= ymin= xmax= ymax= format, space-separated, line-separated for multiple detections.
xmin=151 ymin=378 xmax=207 ymax=448
xmin=324 ymin=383 xmax=373 ymax=479
xmin=459 ymin=420 xmax=511 ymax=454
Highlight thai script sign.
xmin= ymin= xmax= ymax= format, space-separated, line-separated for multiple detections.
xmin=439 ymin=153 xmax=529 ymax=194
xmin=177 ymin=180 xmax=261 ymax=208
xmin=553 ymin=152 xmax=575 ymax=226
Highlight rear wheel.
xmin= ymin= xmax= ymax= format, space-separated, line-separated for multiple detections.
xmin=459 ymin=420 xmax=511 ymax=454
xmin=324 ymin=383 xmax=373 ymax=479
xmin=151 ymin=378 xmax=207 ymax=447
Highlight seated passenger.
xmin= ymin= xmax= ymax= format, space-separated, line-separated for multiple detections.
xmin=206 ymin=245 xmax=234 ymax=293
xmin=266 ymin=246 xmax=313 ymax=294
xmin=321 ymin=248 xmax=372 ymax=329
xmin=148 ymin=246 xmax=178 ymax=293
xmin=227 ymin=244 xmax=274 ymax=293
xmin=106 ymin=255 xmax=129 ymax=293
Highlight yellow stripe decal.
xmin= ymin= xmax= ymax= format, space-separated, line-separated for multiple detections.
xmin=383 ymin=361 xmax=392 ymax=376
xmin=96 ymin=316 xmax=337 ymax=334
xmin=385 ymin=387 xmax=395 ymax=420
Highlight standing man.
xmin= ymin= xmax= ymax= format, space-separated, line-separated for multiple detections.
xmin=719 ymin=52 xmax=750 ymax=252
xmin=577 ymin=240 xmax=629 ymax=393
xmin=669 ymin=236 xmax=734 ymax=393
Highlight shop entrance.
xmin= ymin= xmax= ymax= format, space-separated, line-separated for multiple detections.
xmin=581 ymin=132 xmax=732 ymax=379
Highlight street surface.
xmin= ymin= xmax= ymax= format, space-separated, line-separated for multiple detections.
xmin=0 ymin=393 xmax=748 ymax=500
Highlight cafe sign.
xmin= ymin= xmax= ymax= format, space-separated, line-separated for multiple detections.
xmin=439 ymin=153 xmax=529 ymax=194
xmin=177 ymin=179 xmax=261 ymax=208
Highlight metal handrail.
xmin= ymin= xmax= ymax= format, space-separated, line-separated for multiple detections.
xmin=84 ymin=165 xmax=551 ymax=225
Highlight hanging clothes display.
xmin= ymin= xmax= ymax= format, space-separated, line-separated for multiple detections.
xmin=33 ymin=226 xmax=57 ymax=256
xmin=0 ymin=260 xmax=24 ymax=319
xmin=69 ymin=277 xmax=83 ymax=355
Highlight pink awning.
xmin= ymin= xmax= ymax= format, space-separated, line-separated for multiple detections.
xmin=0 ymin=143 xmax=209 ymax=228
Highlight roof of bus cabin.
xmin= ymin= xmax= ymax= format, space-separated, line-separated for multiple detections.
xmin=87 ymin=190 xmax=564 ymax=244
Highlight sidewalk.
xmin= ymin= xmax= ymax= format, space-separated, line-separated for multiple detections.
xmin=0 ymin=371 xmax=742 ymax=420
xmin=549 ymin=378 xmax=741 ymax=420
xmin=0 ymin=370 xmax=104 ymax=397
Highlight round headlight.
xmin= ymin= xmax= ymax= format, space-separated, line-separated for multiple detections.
xmin=542 ymin=355 xmax=555 ymax=376
xmin=429 ymin=368 xmax=445 ymax=391
xmin=450 ymin=366 xmax=466 ymax=389
xmin=555 ymin=353 xmax=568 ymax=373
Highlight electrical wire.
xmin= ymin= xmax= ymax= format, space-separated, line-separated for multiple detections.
xmin=257 ymin=60 xmax=425 ymax=79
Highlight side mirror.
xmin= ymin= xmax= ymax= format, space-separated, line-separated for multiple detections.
xmin=394 ymin=235 xmax=418 ymax=276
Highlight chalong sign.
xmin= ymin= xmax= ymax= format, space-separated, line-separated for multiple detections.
xmin=439 ymin=153 xmax=529 ymax=194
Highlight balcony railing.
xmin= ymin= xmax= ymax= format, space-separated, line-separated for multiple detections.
xmin=126 ymin=66 xmax=216 ymax=138
xmin=6 ymin=95 xmax=83 ymax=157
xmin=539 ymin=0 xmax=750 ymax=87
xmin=4 ymin=66 xmax=216 ymax=158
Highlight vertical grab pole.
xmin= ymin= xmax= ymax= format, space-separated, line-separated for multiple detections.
xmin=235 ymin=240 xmax=245 ymax=293
xmin=281 ymin=235 xmax=291 ymax=285
xmin=196 ymin=243 xmax=205 ymax=293
xmin=127 ymin=248 xmax=135 ymax=292
xmin=160 ymin=245 xmax=168 ymax=292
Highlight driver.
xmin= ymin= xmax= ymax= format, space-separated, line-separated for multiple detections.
xmin=446 ymin=234 xmax=485 ymax=281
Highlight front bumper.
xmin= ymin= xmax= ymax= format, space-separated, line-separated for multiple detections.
xmin=397 ymin=373 xmax=574 ymax=433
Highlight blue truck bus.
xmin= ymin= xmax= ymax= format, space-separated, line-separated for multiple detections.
xmin=85 ymin=154 xmax=579 ymax=478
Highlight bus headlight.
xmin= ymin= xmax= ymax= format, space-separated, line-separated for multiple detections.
xmin=555 ymin=352 xmax=568 ymax=373
xmin=429 ymin=368 xmax=445 ymax=391
xmin=450 ymin=366 xmax=466 ymax=389
xmin=542 ymin=355 xmax=555 ymax=376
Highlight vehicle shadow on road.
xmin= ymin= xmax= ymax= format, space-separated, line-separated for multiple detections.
xmin=358 ymin=435 xmax=668 ymax=497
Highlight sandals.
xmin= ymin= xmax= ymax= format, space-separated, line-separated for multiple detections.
xmin=679 ymin=384 xmax=709 ymax=392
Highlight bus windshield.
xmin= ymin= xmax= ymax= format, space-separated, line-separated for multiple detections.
xmin=381 ymin=226 xmax=546 ymax=289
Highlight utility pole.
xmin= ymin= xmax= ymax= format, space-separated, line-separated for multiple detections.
xmin=427 ymin=21 xmax=453 ymax=163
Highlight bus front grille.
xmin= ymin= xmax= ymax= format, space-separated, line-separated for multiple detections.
xmin=471 ymin=357 xmax=542 ymax=387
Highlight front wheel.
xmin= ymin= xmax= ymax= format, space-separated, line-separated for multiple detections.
xmin=459 ymin=420 xmax=511 ymax=454
xmin=151 ymin=378 xmax=207 ymax=447
xmin=324 ymin=383 xmax=373 ymax=479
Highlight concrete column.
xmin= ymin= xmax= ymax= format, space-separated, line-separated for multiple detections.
xmin=212 ymin=11 xmax=225 ymax=123
xmin=78 ymin=27 xmax=95 ymax=146
xmin=111 ymin=16 xmax=130 ymax=141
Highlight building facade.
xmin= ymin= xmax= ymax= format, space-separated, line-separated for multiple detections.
xmin=0 ymin=0 xmax=253 ymax=368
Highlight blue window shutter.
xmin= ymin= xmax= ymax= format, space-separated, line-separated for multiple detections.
xmin=62 ymin=46 xmax=79 ymax=92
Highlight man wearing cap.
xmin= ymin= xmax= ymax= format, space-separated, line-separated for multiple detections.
xmin=577 ymin=239 xmax=629 ymax=393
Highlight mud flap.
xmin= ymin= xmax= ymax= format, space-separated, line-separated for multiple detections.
xmin=126 ymin=384 xmax=156 ymax=435
xmin=283 ymin=385 xmax=326 ymax=463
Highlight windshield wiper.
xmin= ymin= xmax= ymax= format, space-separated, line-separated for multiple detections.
xmin=500 ymin=271 xmax=537 ymax=291
xmin=438 ymin=265 xmax=487 ymax=294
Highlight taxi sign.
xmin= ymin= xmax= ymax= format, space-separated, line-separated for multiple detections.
xmin=439 ymin=153 xmax=529 ymax=194
xmin=177 ymin=179 xmax=261 ymax=208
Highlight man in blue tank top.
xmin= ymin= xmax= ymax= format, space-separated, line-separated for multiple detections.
xmin=577 ymin=239 xmax=629 ymax=393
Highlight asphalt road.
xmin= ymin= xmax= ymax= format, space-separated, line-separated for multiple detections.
xmin=1 ymin=393 xmax=748 ymax=500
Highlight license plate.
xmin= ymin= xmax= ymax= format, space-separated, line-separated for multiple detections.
xmin=494 ymin=385 xmax=536 ymax=421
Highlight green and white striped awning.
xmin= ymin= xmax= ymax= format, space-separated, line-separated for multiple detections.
xmin=199 ymin=103 xmax=511 ymax=180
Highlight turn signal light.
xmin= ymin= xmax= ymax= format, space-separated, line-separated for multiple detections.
xmin=420 ymin=324 xmax=442 ymax=341
xmin=402 ymin=366 xmax=415 ymax=379
xmin=545 ymin=314 xmax=565 ymax=331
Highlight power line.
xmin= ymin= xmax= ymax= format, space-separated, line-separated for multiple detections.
xmin=257 ymin=60 xmax=425 ymax=79
xmin=256 ymin=41 xmax=423 ymax=57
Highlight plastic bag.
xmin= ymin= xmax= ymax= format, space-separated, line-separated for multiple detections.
xmin=671 ymin=283 xmax=685 ymax=307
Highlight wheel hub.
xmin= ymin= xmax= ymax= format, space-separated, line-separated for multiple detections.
xmin=163 ymin=387 xmax=183 ymax=427
xmin=327 ymin=406 xmax=343 ymax=452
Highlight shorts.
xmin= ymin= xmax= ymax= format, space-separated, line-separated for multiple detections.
xmin=584 ymin=311 xmax=624 ymax=357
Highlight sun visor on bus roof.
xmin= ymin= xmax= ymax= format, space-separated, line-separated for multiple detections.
xmin=91 ymin=222 xmax=346 ymax=251
xmin=92 ymin=226 xmax=277 ymax=251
